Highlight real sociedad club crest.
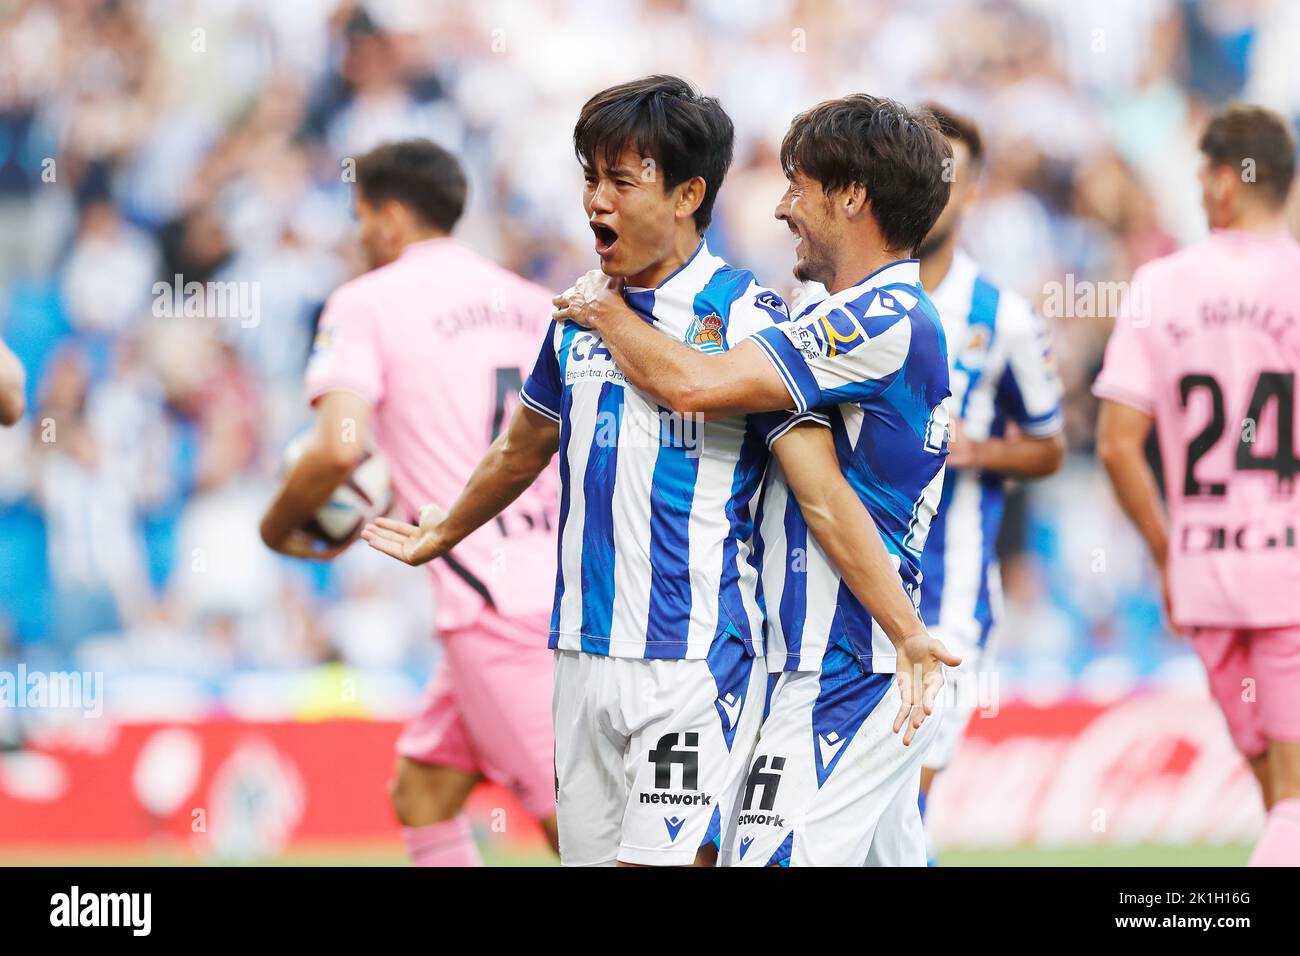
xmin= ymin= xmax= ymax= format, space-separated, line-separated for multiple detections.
xmin=686 ymin=312 xmax=726 ymax=353
xmin=959 ymin=325 xmax=990 ymax=371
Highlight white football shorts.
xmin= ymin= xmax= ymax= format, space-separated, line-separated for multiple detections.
xmin=720 ymin=645 xmax=942 ymax=867
xmin=552 ymin=636 xmax=765 ymax=866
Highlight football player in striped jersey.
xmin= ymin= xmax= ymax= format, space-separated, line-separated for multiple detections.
xmin=914 ymin=105 xmax=1065 ymax=863
xmin=553 ymin=95 xmax=960 ymax=866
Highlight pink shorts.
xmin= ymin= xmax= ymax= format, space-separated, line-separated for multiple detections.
xmin=1189 ymin=625 xmax=1300 ymax=758
xmin=396 ymin=608 xmax=555 ymax=820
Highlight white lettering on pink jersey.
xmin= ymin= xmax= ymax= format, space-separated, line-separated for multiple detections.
xmin=305 ymin=238 xmax=559 ymax=635
xmin=1094 ymin=230 xmax=1300 ymax=627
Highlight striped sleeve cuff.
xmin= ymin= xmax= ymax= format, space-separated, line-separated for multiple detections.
xmin=1018 ymin=405 xmax=1065 ymax=438
xmin=518 ymin=384 xmax=561 ymax=423
xmin=751 ymin=325 xmax=823 ymax=414
xmin=763 ymin=410 xmax=832 ymax=448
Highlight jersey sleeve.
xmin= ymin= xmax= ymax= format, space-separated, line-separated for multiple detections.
xmin=304 ymin=284 xmax=385 ymax=406
xmin=1091 ymin=267 xmax=1157 ymax=415
xmin=723 ymin=283 xmax=790 ymax=345
xmin=752 ymin=409 xmax=833 ymax=449
xmin=749 ymin=302 xmax=911 ymax=413
xmin=519 ymin=323 xmax=563 ymax=422
xmin=718 ymin=282 xmax=821 ymax=442
xmin=995 ymin=296 xmax=1065 ymax=436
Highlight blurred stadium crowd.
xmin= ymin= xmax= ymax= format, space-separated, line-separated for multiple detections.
xmin=3 ymin=0 xmax=1299 ymax=716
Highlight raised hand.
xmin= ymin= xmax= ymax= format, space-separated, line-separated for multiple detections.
xmin=361 ymin=504 xmax=450 ymax=567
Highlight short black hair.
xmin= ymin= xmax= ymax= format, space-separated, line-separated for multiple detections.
xmin=780 ymin=95 xmax=952 ymax=254
xmin=354 ymin=138 xmax=468 ymax=233
xmin=920 ymin=102 xmax=984 ymax=169
xmin=1200 ymin=104 xmax=1296 ymax=207
xmin=573 ymin=75 xmax=734 ymax=233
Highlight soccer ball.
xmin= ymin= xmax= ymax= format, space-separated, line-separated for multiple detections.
xmin=283 ymin=433 xmax=394 ymax=545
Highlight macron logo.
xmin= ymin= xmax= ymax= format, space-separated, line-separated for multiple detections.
xmin=664 ymin=816 xmax=686 ymax=842
xmin=50 ymin=886 xmax=151 ymax=936
xmin=863 ymin=291 xmax=900 ymax=318
xmin=817 ymin=731 xmax=847 ymax=768
xmin=738 ymin=836 xmax=755 ymax=860
xmin=716 ymin=692 xmax=743 ymax=730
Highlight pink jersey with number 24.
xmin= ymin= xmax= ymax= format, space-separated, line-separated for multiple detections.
xmin=305 ymin=237 xmax=559 ymax=636
xmin=1094 ymin=229 xmax=1300 ymax=628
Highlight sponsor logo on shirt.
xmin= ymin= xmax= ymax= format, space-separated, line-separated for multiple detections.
xmin=1180 ymin=522 xmax=1296 ymax=552
xmin=789 ymin=322 xmax=826 ymax=360
xmin=564 ymin=331 xmax=628 ymax=385
xmin=819 ymin=308 xmax=865 ymax=357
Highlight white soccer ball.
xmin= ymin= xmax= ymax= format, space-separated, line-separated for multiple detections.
xmin=283 ymin=433 xmax=394 ymax=545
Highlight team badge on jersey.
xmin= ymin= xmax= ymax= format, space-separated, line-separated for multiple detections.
xmin=686 ymin=312 xmax=726 ymax=353
xmin=959 ymin=325 xmax=990 ymax=369
xmin=311 ymin=321 xmax=334 ymax=356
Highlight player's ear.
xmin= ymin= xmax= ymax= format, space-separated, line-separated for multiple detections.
xmin=841 ymin=182 xmax=868 ymax=219
xmin=675 ymin=176 xmax=706 ymax=224
xmin=1210 ymin=164 xmax=1236 ymax=205
xmin=380 ymin=199 xmax=409 ymax=236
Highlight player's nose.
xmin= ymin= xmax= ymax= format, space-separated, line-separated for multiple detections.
xmin=589 ymin=179 xmax=617 ymax=213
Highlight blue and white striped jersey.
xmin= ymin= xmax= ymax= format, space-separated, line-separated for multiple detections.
xmin=919 ymin=251 xmax=1064 ymax=651
xmin=750 ymin=259 xmax=951 ymax=673
xmin=520 ymin=241 xmax=796 ymax=660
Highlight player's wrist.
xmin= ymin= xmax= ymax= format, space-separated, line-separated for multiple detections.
xmin=888 ymin=625 xmax=930 ymax=650
xmin=427 ymin=519 xmax=468 ymax=559
xmin=592 ymin=293 xmax=632 ymax=331
xmin=964 ymin=437 xmax=992 ymax=470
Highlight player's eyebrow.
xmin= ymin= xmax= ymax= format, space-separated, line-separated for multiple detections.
xmin=581 ymin=161 xmax=636 ymax=180
xmin=587 ymin=159 xmax=639 ymax=180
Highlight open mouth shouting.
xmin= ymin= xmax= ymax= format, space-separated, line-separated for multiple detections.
xmin=591 ymin=220 xmax=620 ymax=257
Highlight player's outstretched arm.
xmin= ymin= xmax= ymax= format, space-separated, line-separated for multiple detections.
xmin=0 ymin=336 xmax=26 ymax=427
xmin=260 ymin=390 xmax=373 ymax=560
xmin=362 ymin=404 xmax=559 ymax=567
xmin=552 ymin=271 xmax=792 ymax=418
xmin=771 ymin=422 xmax=960 ymax=745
